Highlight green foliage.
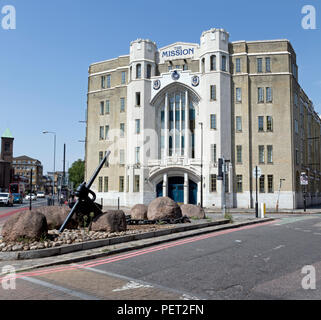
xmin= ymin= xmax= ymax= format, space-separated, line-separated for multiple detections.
xmin=68 ymin=159 xmax=85 ymax=189
xmin=224 ymin=213 xmax=234 ymax=224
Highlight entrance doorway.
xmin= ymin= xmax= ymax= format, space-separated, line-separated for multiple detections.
xmin=156 ymin=177 xmax=198 ymax=205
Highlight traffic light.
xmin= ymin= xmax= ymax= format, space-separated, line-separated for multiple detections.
xmin=218 ymin=158 xmax=223 ymax=180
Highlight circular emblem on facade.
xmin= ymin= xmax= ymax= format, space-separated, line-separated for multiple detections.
xmin=191 ymin=76 xmax=200 ymax=87
xmin=153 ymin=80 xmax=161 ymax=90
xmin=171 ymin=70 xmax=180 ymax=81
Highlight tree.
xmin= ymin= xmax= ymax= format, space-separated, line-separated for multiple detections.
xmin=68 ymin=159 xmax=85 ymax=189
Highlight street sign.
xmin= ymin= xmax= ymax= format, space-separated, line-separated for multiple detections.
xmin=300 ymin=173 xmax=308 ymax=186
xmin=253 ymin=167 xmax=262 ymax=179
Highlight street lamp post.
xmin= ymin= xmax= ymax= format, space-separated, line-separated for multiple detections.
xmin=199 ymin=122 xmax=203 ymax=209
xmin=43 ymin=131 xmax=56 ymax=206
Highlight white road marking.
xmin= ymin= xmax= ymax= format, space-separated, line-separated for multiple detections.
xmin=273 ymin=245 xmax=285 ymax=250
xmin=22 ymin=277 xmax=100 ymax=300
xmin=235 ymin=240 xmax=242 ymax=243
xmin=113 ymin=281 xmax=153 ymax=292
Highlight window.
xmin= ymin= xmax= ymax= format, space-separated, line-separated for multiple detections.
xmin=98 ymin=177 xmax=103 ymax=193
xmin=294 ymin=93 xmax=298 ymax=107
xmin=210 ymin=174 xmax=217 ymax=192
xmin=236 ymin=145 xmax=242 ymax=164
xmin=296 ymin=149 xmax=300 ymax=165
xmin=201 ymin=58 xmax=205 ymax=73
xmin=175 ymin=65 xmax=180 ymax=70
xmin=135 ymin=147 xmax=140 ymax=164
xmin=266 ymin=87 xmax=273 ymax=103
xmin=135 ymin=119 xmax=141 ymax=134
xmin=104 ymin=151 xmax=109 ymax=167
xmin=221 ymin=56 xmax=227 ymax=71
xmin=183 ymin=64 xmax=188 ymax=71
xmin=258 ymin=116 xmax=264 ymax=132
xmin=295 ymin=120 xmax=299 ymax=134
xmin=168 ymin=65 xmax=172 ymax=72
xmin=99 ymin=126 xmax=104 ymax=140
xmin=136 ymin=64 xmax=141 ymax=79
xmin=211 ymin=144 xmax=217 ymax=163
xmin=120 ymin=149 xmax=125 ymax=165
xmin=236 ymin=88 xmax=242 ymax=102
xmin=210 ymin=55 xmax=216 ymax=71
xmin=257 ymin=58 xmax=263 ymax=73
xmin=120 ymin=98 xmax=125 ymax=112
xmin=236 ymin=116 xmax=242 ymax=132
xmin=266 ymin=116 xmax=273 ymax=132
xmin=101 ymin=76 xmax=105 ymax=89
xmin=146 ymin=64 xmax=152 ymax=79
xmin=121 ymin=71 xmax=126 ymax=84
xmin=119 ymin=176 xmax=124 ymax=192
xmin=104 ymin=177 xmax=108 ymax=193
xmin=236 ymin=175 xmax=243 ymax=193
xmin=134 ymin=175 xmax=140 ymax=193
xmin=268 ymin=175 xmax=274 ymax=193
xmin=259 ymin=146 xmax=265 ymax=163
xmin=236 ymin=58 xmax=241 ymax=73
xmin=120 ymin=123 xmax=125 ymax=137
xmin=210 ymin=114 xmax=217 ymax=130
xmin=105 ymin=125 xmax=109 ymax=140
xmin=136 ymin=92 xmax=141 ymax=106
xmin=210 ymin=85 xmax=217 ymax=100
xmin=258 ymin=88 xmax=264 ymax=103
xmin=259 ymin=175 xmax=265 ymax=193
xmin=267 ymin=146 xmax=273 ymax=164
xmin=105 ymin=100 xmax=110 ymax=114
xmin=100 ymin=101 xmax=104 ymax=115
xmin=265 ymin=57 xmax=271 ymax=72
xmin=107 ymin=75 xmax=111 ymax=88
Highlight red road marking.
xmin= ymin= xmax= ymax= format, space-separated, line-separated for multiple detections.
xmin=0 ymin=208 xmax=28 ymax=220
xmin=0 ymin=220 xmax=276 ymax=282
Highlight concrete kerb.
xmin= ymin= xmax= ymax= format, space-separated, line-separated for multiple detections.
xmin=2 ymin=218 xmax=275 ymax=275
xmin=0 ymin=219 xmax=229 ymax=261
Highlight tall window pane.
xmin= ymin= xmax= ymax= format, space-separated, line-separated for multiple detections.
xmin=105 ymin=100 xmax=110 ymax=114
xmin=257 ymin=58 xmax=263 ymax=73
xmin=258 ymin=116 xmax=264 ymax=132
xmin=236 ymin=116 xmax=242 ymax=132
xmin=210 ymin=55 xmax=216 ymax=71
xmin=267 ymin=145 xmax=273 ymax=163
xmin=236 ymin=88 xmax=242 ymax=102
xmin=236 ymin=146 xmax=242 ymax=163
xmin=121 ymin=71 xmax=126 ymax=84
xmin=210 ymin=114 xmax=217 ymax=130
xmin=266 ymin=87 xmax=272 ymax=103
xmin=236 ymin=58 xmax=241 ymax=73
xmin=236 ymin=175 xmax=243 ymax=193
xmin=259 ymin=146 xmax=265 ymax=163
xmin=221 ymin=56 xmax=226 ymax=71
xmin=258 ymin=88 xmax=264 ymax=103
xmin=266 ymin=57 xmax=271 ymax=72
xmin=100 ymin=101 xmax=104 ymax=115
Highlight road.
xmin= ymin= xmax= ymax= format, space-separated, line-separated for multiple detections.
xmin=0 ymin=214 xmax=321 ymax=300
xmin=0 ymin=198 xmax=49 ymax=223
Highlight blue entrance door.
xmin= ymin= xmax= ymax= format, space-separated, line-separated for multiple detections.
xmin=168 ymin=177 xmax=184 ymax=203
xmin=156 ymin=177 xmax=198 ymax=205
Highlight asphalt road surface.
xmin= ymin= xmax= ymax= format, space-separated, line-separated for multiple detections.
xmin=0 ymin=214 xmax=321 ymax=300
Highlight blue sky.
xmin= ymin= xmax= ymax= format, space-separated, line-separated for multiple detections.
xmin=0 ymin=0 xmax=320 ymax=174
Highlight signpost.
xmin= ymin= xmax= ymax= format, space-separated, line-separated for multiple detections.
xmin=300 ymin=172 xmax=308 ymax=212
xmin=253 ymin=167 xmax=262 ymax=218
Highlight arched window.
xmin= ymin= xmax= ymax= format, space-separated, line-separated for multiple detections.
xmin=210 ymin=55 xmax=216 ymax=71
xmin=221 ymin=56 xmax=227 ymax=72
xmin=146 ymin=64 xmax=152 ymax=79
xmin=136 ymin=64 xmax=141 ymax=79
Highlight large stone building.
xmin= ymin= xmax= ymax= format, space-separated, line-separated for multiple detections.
xmin=85 ymin=28 xmax=321 ymax=209
xmin=12 ymin=156 xmax=44 ymax=191
xmin=0 ymin=129 xmax=14 ymax=192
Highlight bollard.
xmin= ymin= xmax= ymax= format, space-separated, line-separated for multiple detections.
xmin=259 ymin=203 xmax=266 ymax=218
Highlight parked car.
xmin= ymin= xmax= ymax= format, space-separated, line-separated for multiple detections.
xmin=36 ymin=191 xmax=45 ymax=199
xmin=25 ymin=194 xmax=37 ymax=201
xmin=0 ymin=193 xmax=14 ymax=207
xmin=12 ymin=193 xmax=23 ymax=204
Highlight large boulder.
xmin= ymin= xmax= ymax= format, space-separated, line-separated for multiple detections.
xmin=130 ymin=204 xmax=148 ymax=220
xmin=90 ymin=210 xmax=127 ymax=233
xmin=180 ymin=204 xmax=205 ymax=219
xmin=147 ymin=197 xmax=182 ymax=221
xmin=36 ymin=206 xmax=78 ymax=230
xmin=2 ymin=210 xmax=48 ymax=242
